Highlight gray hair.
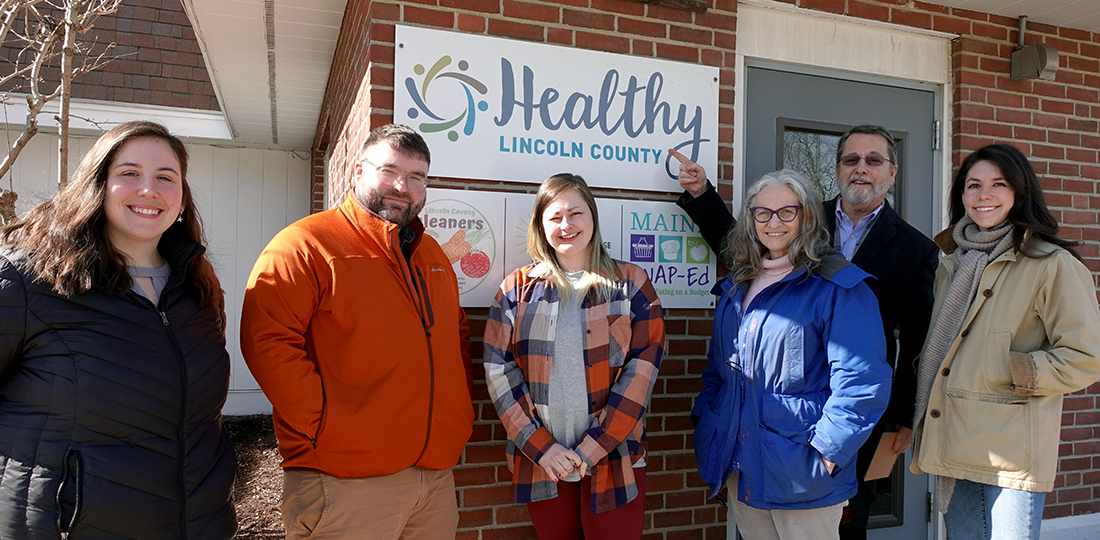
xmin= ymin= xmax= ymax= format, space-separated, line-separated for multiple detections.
xmin=722 ymin=169 xmax=831 ymax=286
xmin=835 ymin=124 xmax=897 ymax=165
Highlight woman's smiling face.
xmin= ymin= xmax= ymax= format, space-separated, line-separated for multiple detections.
xmin=752 ymin=183 xmax=801 ymax=260
xmin=962 ymin=160 xmax=1015 ymax=230
xmin=103 ymin=136 xmax=183 ymax=261
xmin=541 ymin=188 xmax=594 ymax=272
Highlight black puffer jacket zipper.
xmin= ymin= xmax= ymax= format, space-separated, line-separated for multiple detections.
xmin=160 ymin=309 xmax=189 ymax=539
xmin=56 ymin=448 xmax=82 ymax=539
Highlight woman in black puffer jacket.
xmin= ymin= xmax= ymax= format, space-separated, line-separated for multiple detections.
xmin=0 ymin=121 xmax=236 ymax=539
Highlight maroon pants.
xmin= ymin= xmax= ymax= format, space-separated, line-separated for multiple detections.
xmin=527 ymin=467 xmax=646 ymax=540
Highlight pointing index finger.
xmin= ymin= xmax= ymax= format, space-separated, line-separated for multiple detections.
xmin=668 ymin=148 xmax=692 ymax=166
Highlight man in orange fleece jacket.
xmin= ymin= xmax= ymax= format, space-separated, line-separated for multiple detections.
xmin=241 ymin=124 xmax=474 ymax=540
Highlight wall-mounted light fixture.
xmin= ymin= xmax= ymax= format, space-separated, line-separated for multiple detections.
xmin=1011 ymin=15 xmax=1059 ymax=81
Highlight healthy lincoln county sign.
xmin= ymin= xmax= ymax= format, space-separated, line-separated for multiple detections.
xmin=394 ymin=25 xmax=720 ymax=192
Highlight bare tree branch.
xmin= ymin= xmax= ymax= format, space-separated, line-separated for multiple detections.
xmin=0 ymin=0 xmax=122 ymax=197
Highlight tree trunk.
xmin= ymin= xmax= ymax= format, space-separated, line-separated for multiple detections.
xmin=58 ymin=0 xmax=81 ymax=187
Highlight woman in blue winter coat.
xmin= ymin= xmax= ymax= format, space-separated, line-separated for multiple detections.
xmin=691 ymin=169 xmax=892 ymax=540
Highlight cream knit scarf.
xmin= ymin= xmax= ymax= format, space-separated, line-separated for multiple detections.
xmin=913 ymin=216 xmax=1014 ymax=513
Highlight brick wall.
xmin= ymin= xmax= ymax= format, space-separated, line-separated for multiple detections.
xmin=313 ymin=1 xmax=736 ymax=538
xmin=312 ymin=0 xmax=1100 ymax=533
xmin=0 ymin=0 xmax=218 ymax=111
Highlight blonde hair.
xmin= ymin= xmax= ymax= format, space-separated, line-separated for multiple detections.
xmin=526 ymin=174 xmax=619 ymax=302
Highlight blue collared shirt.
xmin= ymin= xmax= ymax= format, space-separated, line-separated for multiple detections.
xmin=834 ymin=201 xmax=885 ymax=260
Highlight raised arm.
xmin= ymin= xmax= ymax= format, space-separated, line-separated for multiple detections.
xmin=670 ymin=148 xmax=735 ymax=254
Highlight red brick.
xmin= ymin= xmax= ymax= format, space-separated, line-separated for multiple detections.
xmin=995 ymin=108 xmax=1031 ymax=124
xmin=985 ymin=90 xmax=1023 ymax=108
xmin=563 ymin=8 xmax=615 ymax=30
xmin=701 ymin=48 xmax=722 ymax=67
xmin=802 ymin=0 xmax=844 ymax=15
xmin=1034 ymin=113 xmax=1068 ymax=129
xmin=1061 ymin=210 xmax=1096 ymax=225
xmin=547 ymin=27 xmax=572 ymax=46
xmin=458 ymin=508 xmax=492 ymax=527
xmin=488 ymin=19 xmax=545 ymax=42
xmin=487 ymin=504 xmax=529 ymax=526
xmin=971 ymin=21 xmax=1007 ymax=40
xmin=619 ymin=16 xmax=667 ymax=38
xmin=1068 ymin=148 xmax=1098 ymax=164
xmin=670 ymin=25 xmax=712 ymax=46
xmin=1069 ymin=118 xmax=1100 ymax=132
xmin=591 ymin=0 xmax=646 ymax=16
xmin=849 ymin=1 xmax=889 ymax=21
xmin=654 ymin=509 xmax=694 ymax=528
xmin=576 ymin=31 xmax=630 ymax=54
xmin=481 ymin=525 xmax=538 ymax=540
xmin=462 ymin=484 xmax=514 ymax=507
xmin=892 ymin=9 xmax=932 ymax=30
xmin=627 ymin=38 xmax=652 ymax=56
xmin=933 ymin=15 xmax=970 ymax=35
xmin=696 ymin=10 xmax=736 ymax=31
xmin=463 ymin=443 xmax=507 ymax=464
xmin=666 ymin=489 xmax=706 ymax=508
xmin=656 ymin=42 xmax=700 ymax=63
xmin=1032 ymin=81 xmax=1067 ymax=99
xmin=404 ymin=6 xmax=456 ymax=28
xmin=1033 ymin=144 xmax=1066 ymax=160
xmin=1068 ymin=86 xmax=1100 ymax=104
xmin=439 ymin=0 xmax=499 ymax=13
xmin=957 ymin=37 xmax=999 ymax=56
xmin=714 ymin=30 xmax=735 ymax=50
xmin=1042 ymin=99 xmax=1076 ymax=115
xmin=501 ymin=1 xmax=556 ymax=23
xmin=959 ymin=103 xmax=995 ymax=121
xmin=977 ymin=122 xmax=1012 ymax=138
xmin=647 ymin=4 xmax=693 ymax=24
xmin=915 ymin=1 xmax=949 ymax=14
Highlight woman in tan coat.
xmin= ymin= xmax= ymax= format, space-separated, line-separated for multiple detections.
xmin=911 ymin=144 xmax=1100 ymax=540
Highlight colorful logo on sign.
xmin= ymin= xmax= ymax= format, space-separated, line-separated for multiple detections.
xmin=404 ymin=56 xmax=489 ymax=142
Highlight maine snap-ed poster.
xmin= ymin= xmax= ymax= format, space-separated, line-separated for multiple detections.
xmin=394 ymin=25 xmax=720 ymax=192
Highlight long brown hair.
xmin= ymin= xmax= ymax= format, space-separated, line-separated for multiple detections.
xmin=949 ymin=144 xmax=1080 ymax=260
xmin=526 ymin=174 xmax=619 ymax=302
xmin=1 ymin=121 xmax=223 ymax=312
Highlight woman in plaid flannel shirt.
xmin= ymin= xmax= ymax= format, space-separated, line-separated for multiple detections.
xmin=484 ymin=174 xmax=665 ymax=540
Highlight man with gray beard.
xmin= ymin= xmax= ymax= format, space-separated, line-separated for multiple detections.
xmin=674 ymin=125 xmax=938 ymax=540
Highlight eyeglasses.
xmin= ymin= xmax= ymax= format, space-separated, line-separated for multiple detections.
xmin=839 ymin=154 xmax=893 ymax=168
xmin=749 ymin=205 xmax=802 ymax=223
xmin=363 ymin=159 xmax=428 ymax=193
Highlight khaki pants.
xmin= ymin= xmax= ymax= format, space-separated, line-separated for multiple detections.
xmin=282 ymin=467 xmax=459 ymax=540
xmin=731 ymin=499 xmax=845 ymax=540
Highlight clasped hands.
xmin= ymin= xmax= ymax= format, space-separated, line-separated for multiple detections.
xmin=537 ymin=443 xmax=588 ymax=481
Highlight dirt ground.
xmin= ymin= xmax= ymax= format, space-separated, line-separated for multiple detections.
xmin=224 ymin=415 xmax=285 ymax=539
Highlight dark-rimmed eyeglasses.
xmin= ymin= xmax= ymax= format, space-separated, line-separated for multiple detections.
xmin=749 ymin=205 xmax=801 ymax=223
xmin=363 ymin=159 xmax=428 ymax=193
xmin=838 ymin=154 xmax=894 ymax=168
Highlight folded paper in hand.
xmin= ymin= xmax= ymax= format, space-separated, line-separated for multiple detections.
xmin=864 ymin=432 xmax=901 ymax=481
